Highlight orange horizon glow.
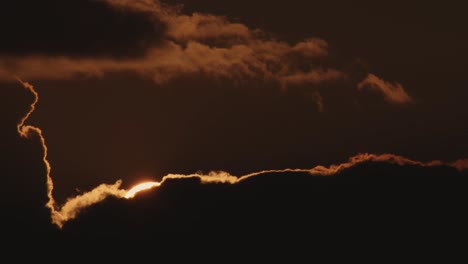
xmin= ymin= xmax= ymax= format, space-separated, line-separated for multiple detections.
xmin=125 ymin=181 xmax=160 ymax=199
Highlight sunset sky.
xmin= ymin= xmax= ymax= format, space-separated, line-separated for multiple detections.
xmin=1 ymin=0 xmax=467 ymax=239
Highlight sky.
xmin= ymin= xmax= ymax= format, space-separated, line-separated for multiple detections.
xmin=1 ymin=0 xmax=467 ymax=239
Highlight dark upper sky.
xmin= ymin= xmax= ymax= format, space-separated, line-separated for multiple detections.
xmin=0 ymin=0 xmax=467 ymax=237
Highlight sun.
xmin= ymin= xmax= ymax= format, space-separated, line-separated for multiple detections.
xmin=125 ymin=181 xmax=160 ymax=199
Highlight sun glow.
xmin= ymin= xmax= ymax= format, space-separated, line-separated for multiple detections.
xmin=125 ymin=181 xmax=160 ymax=199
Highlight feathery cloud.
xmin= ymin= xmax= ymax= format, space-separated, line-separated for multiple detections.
xmin=358 ymin=74 xmax=412 ymax=105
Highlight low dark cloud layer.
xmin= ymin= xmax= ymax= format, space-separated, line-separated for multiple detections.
xmin=0 ymin=0 xmax=166 ymax=58
xmin=59 ymin=161 xmax=467 ymax=238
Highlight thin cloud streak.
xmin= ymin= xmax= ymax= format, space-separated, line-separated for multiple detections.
xmin=159 ymin=153 xmax=463 ymax=184
xmin=17 ymin=80 xmax=138 ymax=228
xmin=16 ymin=79 xmax=56 ymax=219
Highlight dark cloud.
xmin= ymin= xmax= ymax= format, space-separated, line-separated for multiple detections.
xmin=0 ymin=0 xmax=166 ymax=58
xmin=59 ymin=160 xmax=467 ymax=238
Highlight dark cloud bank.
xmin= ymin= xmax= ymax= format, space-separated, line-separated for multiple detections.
xmin=0 ymin=0 xmax=165 ymax=58
xmin=62 ymin=164 xmax=467 ymax=236
xmin=3 ymin=145 xmax=467 ymax=241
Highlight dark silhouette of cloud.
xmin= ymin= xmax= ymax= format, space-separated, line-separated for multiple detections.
xmin=60 ymin=160 xmax=467 ymax=238
xmin=0 ymin=0 xmax=166 ymax=58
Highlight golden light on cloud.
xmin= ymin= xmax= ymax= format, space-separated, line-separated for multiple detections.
xmin=125 ymin=182 xmax=160 ymax=199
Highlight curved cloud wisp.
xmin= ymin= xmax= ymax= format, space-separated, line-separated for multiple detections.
xmin=358 ymin=73 xmax=412 ymax=105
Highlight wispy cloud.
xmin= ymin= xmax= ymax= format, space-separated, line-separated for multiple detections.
xmin=1 ymin=1 xmax=341 ymax=89
xmin=1 ymin=1 xmax=415 ymax=108
xmin=358 ymin=73 xmax=412 ymax=105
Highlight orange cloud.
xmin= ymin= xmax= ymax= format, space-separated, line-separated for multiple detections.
xmin=4 ymin=1 xmax=420 ymax=110
xmin=358 ymin=73 xmax=412 ymax=105
xmin=3 ymin=1 xmax=419 ymax=110
xmin=16 ymin=79 xmax=56 ymax=217
xmin=157 ymin=152 xmax=463 ymax=184
xmin=451 ymin=159 xmax=468 ymax=171
xmin=238 ymin=153 xmax=451 ymax=180
xmin=165 ymin=13 xmax=252 ymax=42
xmin=0 ymin=40 xmax=341 ymax=85
xmin=105 ymin=0 xmax=251 ymax=43
xmin=291 ymin=39 xmax=329 ymax=57
xmin=52 ymin=181 xmax=127 ymax=228
xmin=1 ymin=0 xmax=344 ymax=111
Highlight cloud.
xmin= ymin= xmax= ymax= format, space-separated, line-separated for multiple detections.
xmin=61 ymin=153 xmax=467 ymax=237
xmin=0 ymin=41 xmax=339 ymax=84
xmin=0 ymin=0 xmax=166 ymax=58
xmin=52 ymin=180 xmax=127 ymax=228
xmin=165 ymin=12 xmax=253 ymax=43
xmin=16 ymin=80 xmax=132 ymax=228
xmin=451 ymin=159 xmax=468 ymax=171
xmin=0 ymin=0 xmax=349 ymax=110
xmin=162 ymin=171 xmax=238 ymax=185
xmin=16 ymin=79 xmax=55 ymax=215
xmin=1 ymin=1 xmax=414 ymax=108
xmin=237 ymin=152 xmax=457 ymax=180
xmin=104 ymin=0 xmax=252 ymax=43
xmin=358 ymin=73 xmax=412 ymax=104
xmin=154 ymin=153 xmax=465 ymax=187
